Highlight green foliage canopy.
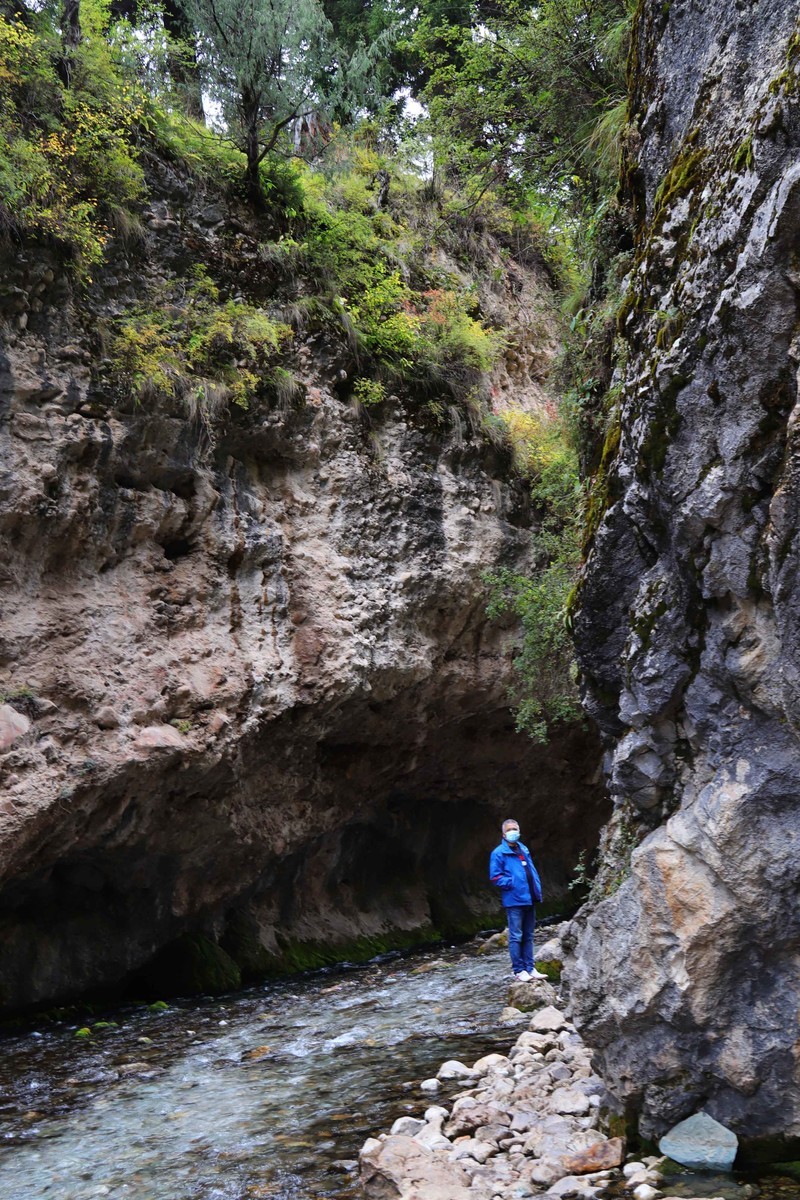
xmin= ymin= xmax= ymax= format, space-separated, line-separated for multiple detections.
xmin=413 ymin=0 xmax=631 ymax=211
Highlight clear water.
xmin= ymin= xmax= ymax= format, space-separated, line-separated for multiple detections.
xmin=0 ymin=941 xmax=516 ymax=1200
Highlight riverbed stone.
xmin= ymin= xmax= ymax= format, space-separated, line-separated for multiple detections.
xmin=526 ymin=1158 xmax=565 ymax=1186
xmin=536 ymin=936 xmax=564 ymax=962
xmin=424 ymin=1106 xmax=449 ymax=1124
xmin=391 ymin=1116 xmax=425 ymax=1137
xmin=546 ymin=1174 xmax=604 ymax=1197
xmin=360 ymin=1133 xmax=474 ymax=1199
xmin=367 ymin=996 xmax=626 ymax=1200
xmin=658 ymin=1111 xmax=738 ymax=1171
xmin=509 ymin=1109 xmax=543 ymax=1133
xmin=508 ymin=979 xmax=558 ymax=1012
xmin=523 ymin=1123 xmax=600 ymax=1159
xmin=438 ymin=1059 xmax=477 ymax=1081
xmin=474 ymin=1123 xmax=510 ymax=1145
xmin=477 ymin=929 xmax=509 ymax=954
xmin=550 ymin=1086 xmax=591 ymax=1116
xmin=529 ymin=1006 xmax=568 ymax=1032
xmin=446 ymin=1102 xmax=511 ymax=1138
xmin=632 ymin=1186 xmax=660 ymax=1200
xmin=561 ymin=1137 xmax=625 ymax=1174
xmin=473 ymin=1053 xmax=512 ymax=1074
xmin=450 ymin=1138 xmax=497 ymax=1164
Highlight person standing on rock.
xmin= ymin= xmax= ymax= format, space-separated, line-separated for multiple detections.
xmin=489 ymin=819 xmax=546 ymax=982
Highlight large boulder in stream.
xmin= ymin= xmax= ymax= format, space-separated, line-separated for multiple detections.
xmin=567 ymin=0 xmax=800 ymax=1155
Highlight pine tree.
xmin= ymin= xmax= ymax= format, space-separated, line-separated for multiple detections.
xmin=189 ymin=0 xmax=380 ymax=203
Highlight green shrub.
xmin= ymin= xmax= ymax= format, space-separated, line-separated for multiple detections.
xmin=486 ymin=402 xmax=583 ymax=742
xmin=0 ymin=12 xmax=146 ymax=267
xmin=110 ymin=269 xmax=292 ymax=412
xmin=297 ymin=165 xmax=504 ymax=404
xmin=353 ymin=377 xmax=388 ymax=407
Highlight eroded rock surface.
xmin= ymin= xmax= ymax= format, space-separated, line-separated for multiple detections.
xmin=0 ymin=188 xmax=605 ymax=1011
xmin=569 ymin=0 xmax=800 ymax=1149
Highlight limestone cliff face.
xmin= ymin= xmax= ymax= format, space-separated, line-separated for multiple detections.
xmin=0 ymin=183 xmax=604 ymax=1012
xmin=568 ymin=0 xmax=800 ymax=1149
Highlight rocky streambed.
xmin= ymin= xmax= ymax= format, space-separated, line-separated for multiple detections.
xmin=358 ymin=933 xmax=791 ymax=1200
xmin=0 ymin=931 xmax=793 ymax=1200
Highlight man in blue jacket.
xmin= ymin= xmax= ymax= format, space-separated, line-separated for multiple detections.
xmin=489 ymin=818 xmax=546 ymax=981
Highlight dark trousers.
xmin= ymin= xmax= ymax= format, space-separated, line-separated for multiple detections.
xmin=507 ymin=904 xmax=535 ymax=974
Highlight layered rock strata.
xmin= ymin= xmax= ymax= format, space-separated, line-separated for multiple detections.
xmin=569 ymin=0 xmax=800 ymax=1150
xmin=0 ymin=190 xmax=605 ymax=1011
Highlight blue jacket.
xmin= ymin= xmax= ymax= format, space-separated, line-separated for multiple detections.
xmin=489 ymin=840 xmax=543 ymax=907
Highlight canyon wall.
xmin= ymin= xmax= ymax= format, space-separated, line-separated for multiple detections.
xmin=0 ymin=180 xmax=605 ymax=1012
xmin=568 ymin=0 xmax=800 ymax=1153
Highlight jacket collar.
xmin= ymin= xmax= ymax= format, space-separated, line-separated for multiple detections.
xmin=497 ymin=839 xmax=527 ymax=855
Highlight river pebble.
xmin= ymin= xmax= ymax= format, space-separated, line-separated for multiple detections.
xmin=360 ymin=977 xmax=630 ymax=1200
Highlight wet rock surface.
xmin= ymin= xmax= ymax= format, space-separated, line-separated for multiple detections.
xmin=569 ymin=0 xmax=800 ymax=1149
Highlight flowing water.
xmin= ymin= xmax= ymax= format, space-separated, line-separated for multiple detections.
xmin=2 ymin=938 xmax=794 ymax=1200
xmin=0 ymin=939 xmax=517 ymax=1200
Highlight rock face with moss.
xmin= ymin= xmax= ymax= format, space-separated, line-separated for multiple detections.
xmin=0 ymin=153 xmax=605 ymax=1012
xmin=568 ymin=0 xmax=800 ymax=1152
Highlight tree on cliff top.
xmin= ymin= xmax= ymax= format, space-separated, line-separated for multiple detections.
xmin=188 ymin=0 xmax=384 ymax=202
xmin=414 ymin=0 xmax=631 ymax=211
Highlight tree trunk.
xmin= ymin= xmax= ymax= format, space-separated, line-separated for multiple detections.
xmin=59 ymin=0 xmax=81 ymax=85
xmin=163 ymin=0 xmax=205 ymax=123
xmin=243 ymin=104 xmax=264 ymax=208
xmin=63 ymin=0 xmax=81 ymax=47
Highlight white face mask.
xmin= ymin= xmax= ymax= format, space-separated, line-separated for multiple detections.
xmin=505 ymin=829 xmax=520 ymax=843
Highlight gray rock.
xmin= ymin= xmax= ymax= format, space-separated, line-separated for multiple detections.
xmin=549 ymin=1087 xmax=591 ymax=1117
xmin=198 ymin=203 xmax=226 ymax=226
xmin=508 ymin=978 xmax=558 ymax=1012
xmin=658 ymin=1111 xmax=738 ymax=1172
xmin=437 ymin=1059 xmax=476 ymax=1081
xmin=0 ymin=225 xmax=609 ymax=1014
xmin=500 ymin=1006 xmax=527 ymax=1024
xmin=390 ymin=1116 xmax=425 ymax=1137
xmin=529 ymin=1006 xmax=568 ymax=1033
xmin=360 ymin=1134 xmax=473 ymax=1200
xmin=568 ymin=0 xmax=800 ymax=1152
xmin=0 ymin=704 xmax=30 ymax=752
xmin=95 ymin=706 xmax=119 ymax=730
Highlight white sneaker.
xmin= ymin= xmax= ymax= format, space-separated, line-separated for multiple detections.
xmin=514 ymin=971 xmax=531 ymax=982
xmin=529 ymin=967 xmax=547 ymax=979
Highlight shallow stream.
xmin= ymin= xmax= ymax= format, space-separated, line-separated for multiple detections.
xmin=0 ymin=939 xmax=514 ymax=1200
xmin=2 ymin=938 xmax=797 ymax=1200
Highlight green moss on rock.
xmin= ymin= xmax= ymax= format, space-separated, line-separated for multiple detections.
xmin=536 ymin=959 xmax=563 ymax=982
xmin=219 ymin=913 xmax=275 ymax=982
xmin=737 ymin=1134 xmax=800 ymax=1166
xmin=272 ymin=926 xmax=443 ymax=974
xmin=652 ymin=147 xmax=709 ymax=226
xmin=582 ymin=411 xmax=622 ymax=552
